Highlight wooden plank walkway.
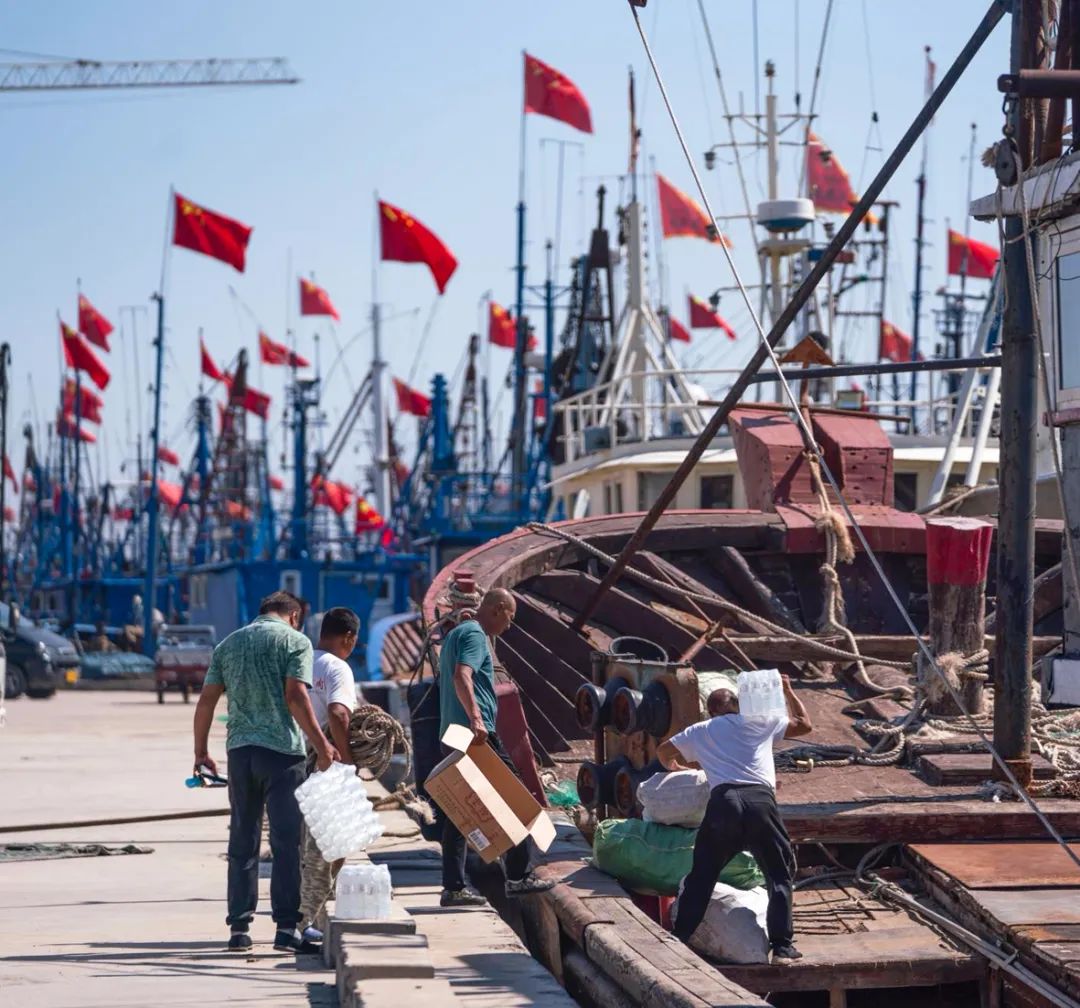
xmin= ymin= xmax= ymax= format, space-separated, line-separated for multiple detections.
xmin=908 ymin=841 xmax=1080 ymax=1003
xmin=366 ymin=787 xmax=574 ymax=1008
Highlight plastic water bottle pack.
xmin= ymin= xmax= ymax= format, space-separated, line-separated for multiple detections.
xmin=295 ymin=762 xmax=385 ymax=861
xmin=335 ymin=863 xmax=393 ymax=920
xmin=736 ymin=668 xmax=786 ymax=718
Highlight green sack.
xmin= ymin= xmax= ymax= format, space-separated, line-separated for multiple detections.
xmin=546 ymin=780 xmax=581 ymax=808
xmin=592 ymin=818 xmax=764 ymax=896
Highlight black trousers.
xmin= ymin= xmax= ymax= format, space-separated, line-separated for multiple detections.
xmin=226 ymin=744 xmax=307 ymax=931
xmin=672 ymin=783 xmax=795 ymax=947
xmin=440 ymin=733 xmax=531 ymax=890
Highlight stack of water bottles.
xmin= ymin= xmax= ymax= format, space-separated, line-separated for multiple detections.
xmin=736 ymin=668 xmax=787 ymax=718
xmin=294 ymin=762 xmax=384 ymax=861
xmin=334 ymin=863 xmax=393 ymax=919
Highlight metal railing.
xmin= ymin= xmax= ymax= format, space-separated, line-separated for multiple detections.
xmin=554 ymin=367 xmax=999 ymax=464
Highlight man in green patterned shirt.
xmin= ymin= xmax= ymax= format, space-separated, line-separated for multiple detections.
xmin=193 ymin=591 xmax=339 ymax=954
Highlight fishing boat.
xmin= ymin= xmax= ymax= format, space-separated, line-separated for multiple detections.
xmin=398 ymin=4 xmax=1080 ymax=1006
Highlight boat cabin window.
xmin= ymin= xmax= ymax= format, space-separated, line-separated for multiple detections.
xmin=602 ymin=481 xmax=623 ymax=514
xmin=893 ymin=472 xmax=918 ymax=512
xmin=638 ymin=472 xmax=671 ymax=511
xmin=1058 ymin=250 xmax=1080 ymax=393
xmin=700 ymin=475 xmax=734 ymax=510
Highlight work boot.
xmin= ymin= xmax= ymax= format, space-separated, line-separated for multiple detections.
xmin=440 ymin=886 xmax=486 ymax=907
xmin=771 ymin=942 xmax=803 ymax=961
xmin=505 ymin=873 xmax=555 ymax=898
xmin=227 ymin=931 xmax=252 ymax=953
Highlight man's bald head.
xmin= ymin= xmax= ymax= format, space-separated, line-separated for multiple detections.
xmin=707 ymin=688 xmax=739 ymax=717
xmin=477 ymin=587 xmax=516 ymax=637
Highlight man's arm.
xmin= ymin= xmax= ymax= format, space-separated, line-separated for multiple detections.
xmin=193 ymin=682 xmax=226 ymax=776
xmin=453 ymin=662 xmax=487 ymax=744
xmin=657 ymin=738 xmax=692 ymax=771
xmin=327 ymin=702 xmax=353 ymax=765
xmin=781 ymin=675 xmax=813 ymax=738
xmin=284 ymin=678 xmax=339 ymax=770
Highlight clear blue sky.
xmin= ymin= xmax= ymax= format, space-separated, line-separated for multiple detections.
xmin=0 ymin=0 xmax=1010 ymax=492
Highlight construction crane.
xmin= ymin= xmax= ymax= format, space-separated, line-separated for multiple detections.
xmin=0 ymin=57 xmax=298 ymax=93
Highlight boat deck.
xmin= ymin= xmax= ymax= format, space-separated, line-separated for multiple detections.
xmin=718 ymin=876 xmax=981 ymax=1003
xmin=907 ymin=842 xmax=1080 ymax=1005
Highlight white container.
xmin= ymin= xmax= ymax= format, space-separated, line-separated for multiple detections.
xmin=736 ymin=669 xmax=785 ymax=719
xmin=295 ymin=763 xmax=385 ymax=861
xmin=334 ymin=863 xmax=394 ymax=920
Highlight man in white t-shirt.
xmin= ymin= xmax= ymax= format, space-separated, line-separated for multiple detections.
xmin=299 ymin=607 xmax=361 ymax=938
xmin=310 ymin=608 xmax=362 ymax=763
xmin=658 ymin=675 xmax=812 ymax=962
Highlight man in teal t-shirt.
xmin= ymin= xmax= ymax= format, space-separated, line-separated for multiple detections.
xmin=435 ymin=588 xmax=554 ymax=907
xmin=193 ymin=591 xmax=339 ymax=954
xmin=439 ymin=618 xmax=498 ymax=741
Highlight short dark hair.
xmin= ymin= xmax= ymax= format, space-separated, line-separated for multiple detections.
xmin=259 ymin=591 xmax=304 ymax=619
xmin=320 ymin=607 xmax=360 ymax=639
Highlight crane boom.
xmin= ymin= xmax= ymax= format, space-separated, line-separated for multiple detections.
xmin=0 ymin=57 xmax=298 ymax=93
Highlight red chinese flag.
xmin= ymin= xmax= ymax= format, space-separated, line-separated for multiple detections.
xmin=241 ymin=385 xmax=271 ymax=420
xmin=172 ymin=192 xmax=252 ymax=273
xmin=62 ymin=380 xmax=104 ymax=424
xmin=523 ymin=53 xmax=593 ymax=134
xmin=3 ymin=455 xmax=16 ymax=489
xmin=223 ymin=500 xmax=251 ymax=522
xmin=299 ymin=278 xmax=341 ymax=321
xmin=269 ymin=475 xmax=285 ymax=491
xmin=3 ymin=506 xmax=13 ymax=523
xmin=688 ymin=295 xmax=736 ymax=340
xmin=157 ymin=445 xmax=181 ymax=466
xmin=947 ymin=229 xmax=999 ymax=280
xmin=807 ymin=133 xmax=878 ymax=225
xmin=488 ymin=302 xmax=536 ymax=350
xmin=379 ymin=200 xmax=458 ymax=294
xmin=77 ymin=294 xmax=113 ymax=352
xmin=354 ymin=495 xmax=385 ymax=534
xmin=156 ymin=480 xmax=183 ymax=510
xmin=61 ymin=322 xmax=110 ymax=391
xmin=807 ymin=132 xmax=859 ymax=214
xmin=201 ymin=338 xmax=227 ymax=382
xmin=880 ymin=320 xmax=914 ymax=363
xmin=489 ymin=302 xmax=517 ymax=348
xmin=312 ymin=475 xmax=353 ymax=516
xmin=57 ymin=412 xmax=97 ymax=443
xmin=259 ymin=331 xmax=310 ymax=368
xmin=392 ymin=377 xmax=431 ymax=418
xmin=656 ymin=173 xmax=731 ymax=246
xmin=668 ymin=316 xmax=692 ymax=343
xmin=112 ymin=506 xmax=134 ymax=521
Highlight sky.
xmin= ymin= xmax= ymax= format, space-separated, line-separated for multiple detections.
xmin=0 ymin=0 xmax=1012 ymax=495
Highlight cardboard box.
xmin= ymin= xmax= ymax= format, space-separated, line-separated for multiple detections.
xmin=424 ymin=724 xmax=557 ymax=863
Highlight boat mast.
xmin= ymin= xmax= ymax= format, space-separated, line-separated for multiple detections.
xmin=371 ymin=195 xmax=389 ymax=520
xmin=910 ymin=47 xmax=934 ymax=424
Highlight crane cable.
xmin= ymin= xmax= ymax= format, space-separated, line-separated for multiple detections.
xmin=626 ymin=0 xmax=1080 ymax=873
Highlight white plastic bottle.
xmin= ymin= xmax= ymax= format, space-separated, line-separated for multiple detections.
xmin=375 ymin=864 xmax=392 ymax=919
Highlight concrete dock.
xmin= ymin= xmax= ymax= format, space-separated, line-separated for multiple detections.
xmin=0 ymin=691 xmax=572 ymax=1007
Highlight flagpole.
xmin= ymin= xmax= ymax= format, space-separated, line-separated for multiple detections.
xmin=371 ymin=192 xmax=388 ymax=520
xmin=0 ymin=343 xmax=9 ymax=601
xmin=143 ymin=187 xmax=173 ymax=656
xmin=56 ymin=314 xmax=72 ymax=582
xmin=512 ymin=49 xmax=529 ymax=510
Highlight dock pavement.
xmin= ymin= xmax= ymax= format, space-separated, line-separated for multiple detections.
xmin=0 ymin=690 xmax=573 ymax=1007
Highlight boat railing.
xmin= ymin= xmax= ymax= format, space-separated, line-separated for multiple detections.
xmin=554 ymin=368 xmax=999 ymax=464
